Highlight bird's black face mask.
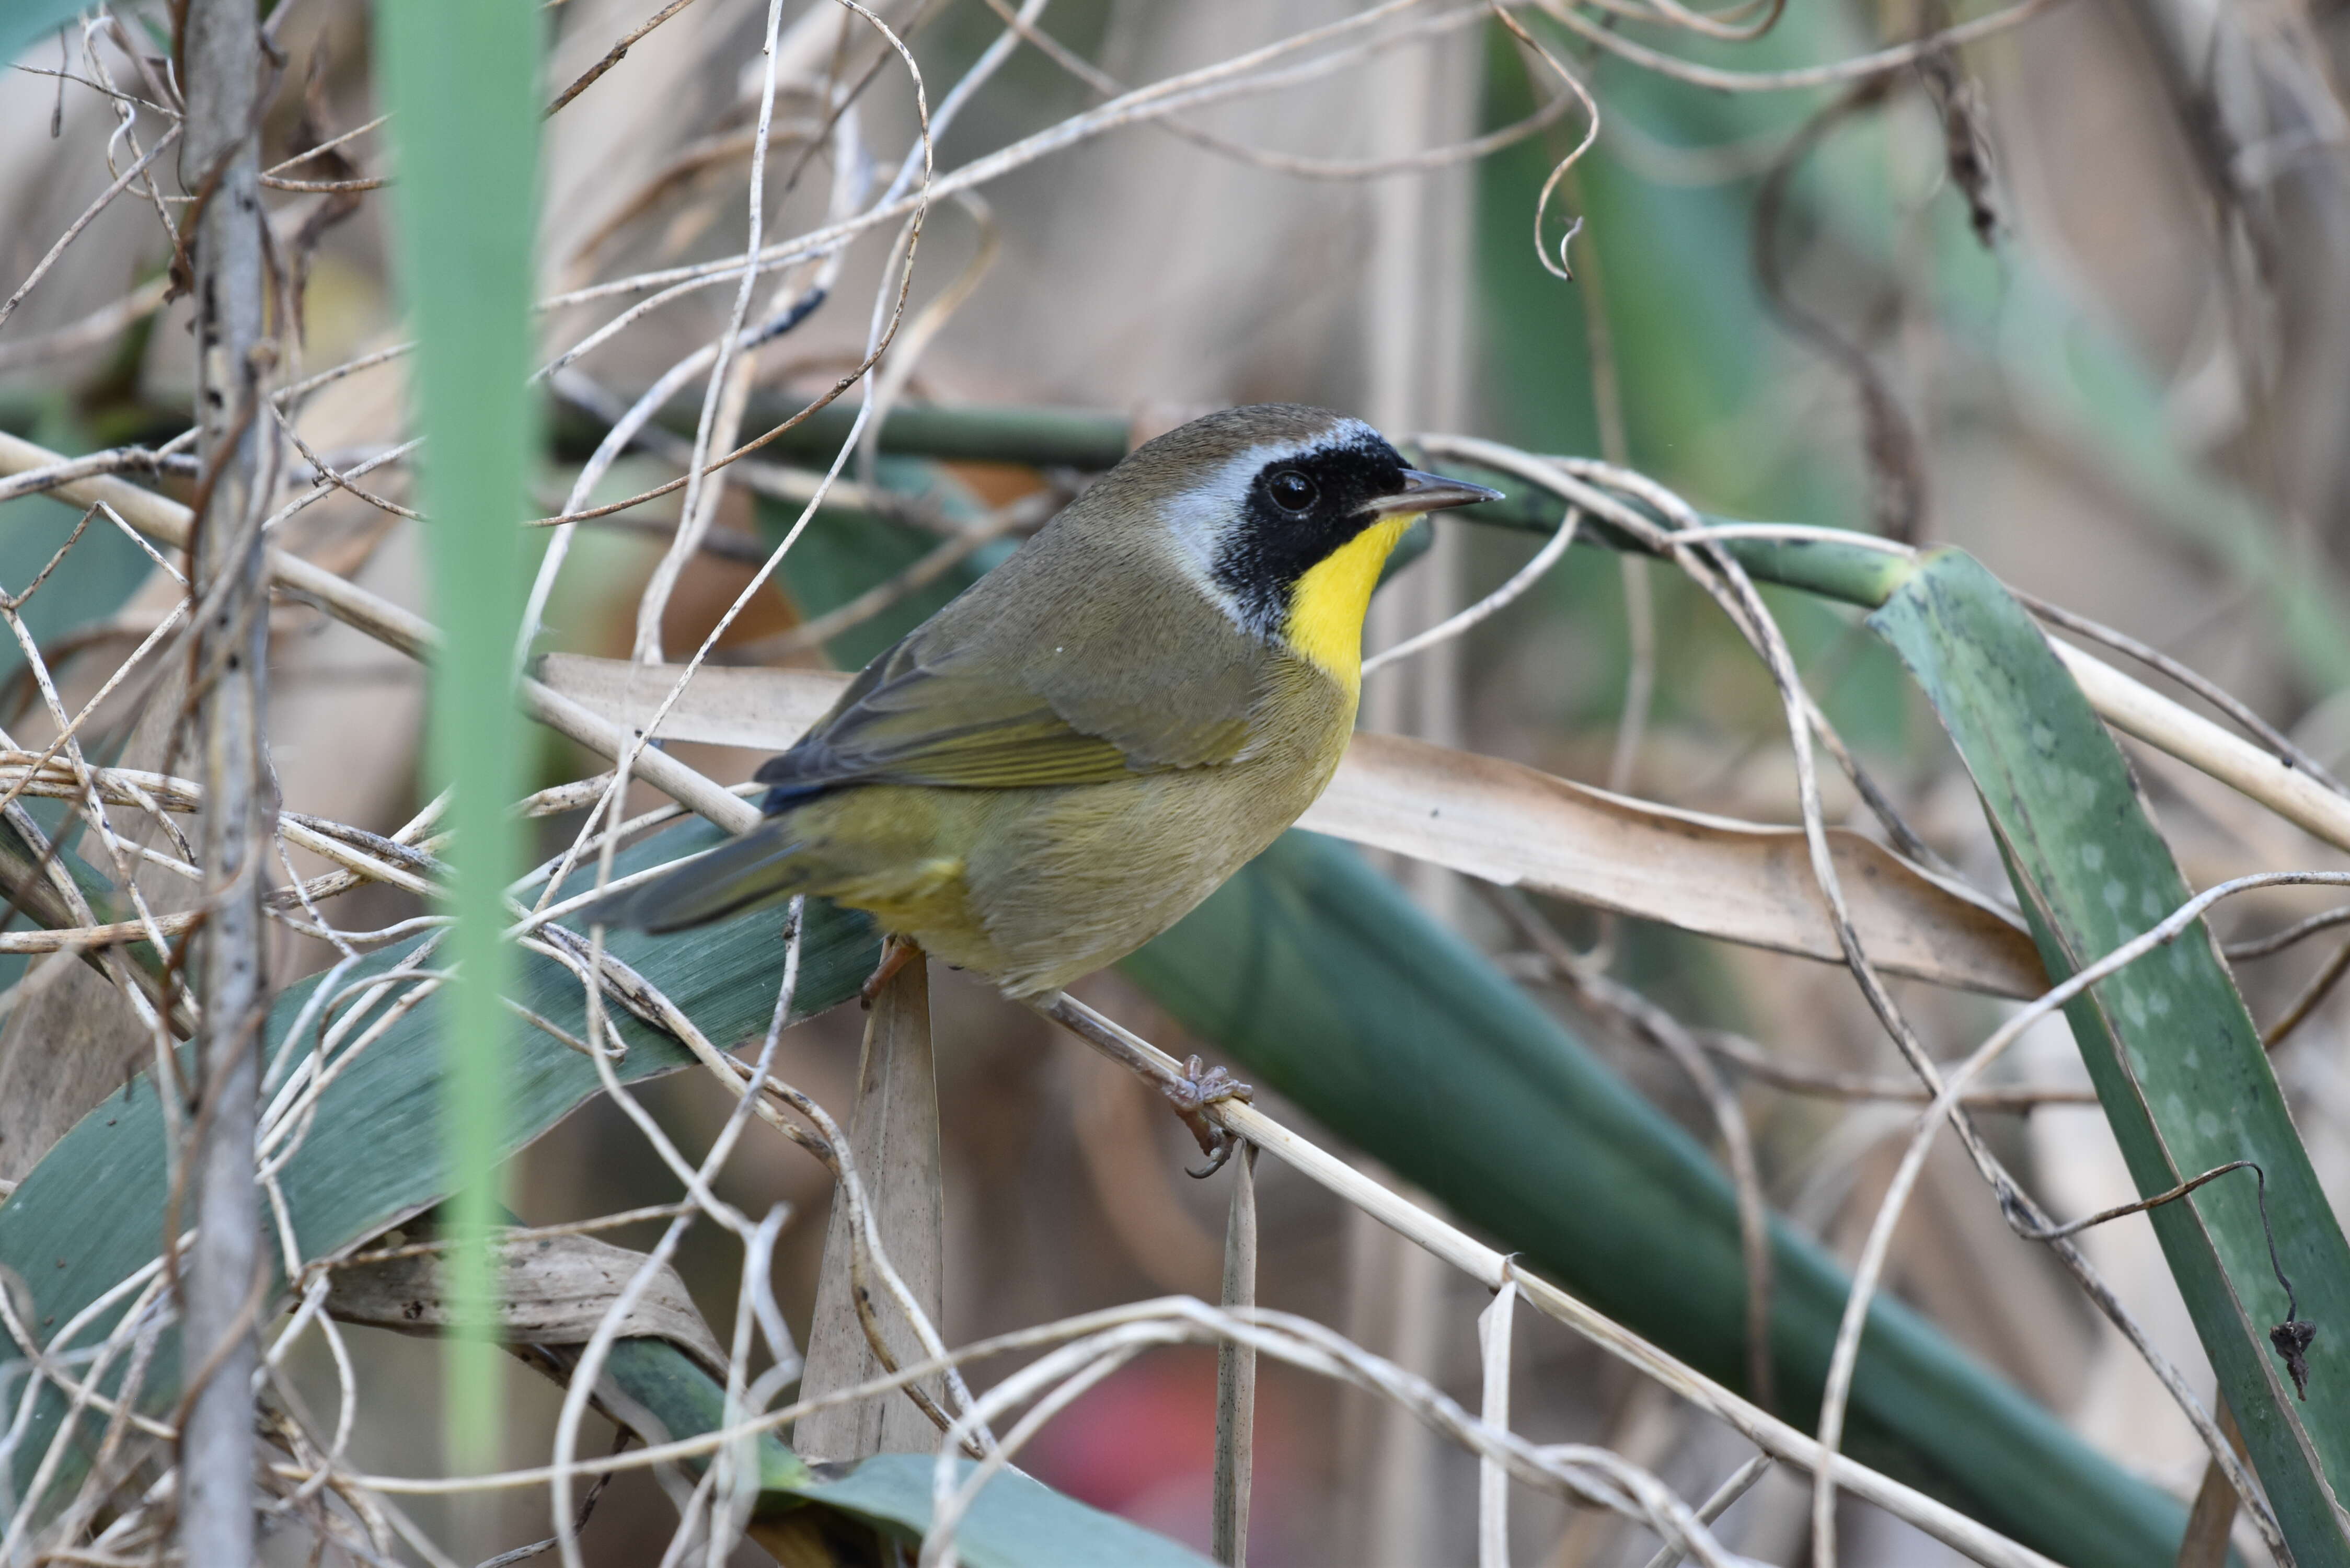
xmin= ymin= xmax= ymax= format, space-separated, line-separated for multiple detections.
xmin=1213 ymin=435 xmax=1412 ymax=640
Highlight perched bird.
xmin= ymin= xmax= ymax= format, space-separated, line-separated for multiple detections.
xmin=597 ymin=403 xmax=1499 ymax=1003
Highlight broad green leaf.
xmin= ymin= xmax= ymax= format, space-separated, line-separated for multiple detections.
xmin=1867 ymin=548 xmax=2350 ymax=1564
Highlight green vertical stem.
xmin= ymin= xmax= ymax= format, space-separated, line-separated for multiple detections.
xmin=374 ymin=0 xmax=539 ymax=1470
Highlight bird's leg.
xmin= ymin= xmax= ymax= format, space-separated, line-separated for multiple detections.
xmin=859 ymin=934 xmax=923 ymax=1009
xmin=1161 ymin=1054 xmax=1253 ymax=1178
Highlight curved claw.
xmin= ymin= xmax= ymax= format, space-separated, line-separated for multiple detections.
xmin=1186 ymin=1133 xmax=1238 ymax=1180
xmin=1160 ymin=1055 xmax=1253 ymax=1179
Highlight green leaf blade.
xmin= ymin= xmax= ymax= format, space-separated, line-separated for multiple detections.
xmin=1866 ymin=547 xmax=2350 ymax=1564
xmin=372 ymin=0 xmax=543 ymax=1465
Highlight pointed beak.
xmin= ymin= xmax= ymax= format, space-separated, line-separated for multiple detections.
xmin=1364 ymin=468 xmax=1505 ymax=517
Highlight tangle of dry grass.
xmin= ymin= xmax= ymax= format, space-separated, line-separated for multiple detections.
xmin=1 ymin=0 xmax=2343 ymax=1564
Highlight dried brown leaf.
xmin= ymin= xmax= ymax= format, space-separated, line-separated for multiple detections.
xmin=792 ymin=948 xmax=945 ymax=1461
xmin=324 ymin=1227 xmax=729 ymax=1380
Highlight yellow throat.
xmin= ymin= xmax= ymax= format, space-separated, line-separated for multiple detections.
xmin=1281 ymin=513 xmax=1412 ymax=694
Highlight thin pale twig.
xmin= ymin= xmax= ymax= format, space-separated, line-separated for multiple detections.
xmin=2228 ymin=902 xmax=2350 ymax=959
xmin=0 ymin=125 xmax=181 ymax=335
xmin=1030 ymin=993 xmax=2058 ymax=1568
xmin=545 ymin=0 xmax=705 ymax=117
xmin=1363 ymin=504 xmax=1581 ymax=677
xmin=2019 ymin=588 xmax=2348 ymax=796
xmin=263 ymin=113 xmax=390 ymax=177
xmin=976 ymin=0 xmax=1576 ymax=180
xmin=1490 ymin=889 xmax=1776 ymax=1409
xmin=1531 ymin=0 xmax=2068 ymax=94
xmin=533 ymin=0 xmax=1476 ymax=319
xmin=1633 ymin=1454 xmax=1774 ymax=1568
xmin=0 ymin=276 xmax=169 ymax=372
xmin=717 ymin=489 xmax=1055 ymax=663
xmin=630 ymin=0 xmax=793 ymax=665
xmin=2262 ymin=936 xmax=2350 ymax=1049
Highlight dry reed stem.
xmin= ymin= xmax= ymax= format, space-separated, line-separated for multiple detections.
xmin=1634 ymin=1454 xmax=1775 ymax=1568
xmin=794 ymin=946 xmax=947 ymax=1462
xmin=2017 ymin=591 xmax=2346 ymax=795
xmin=1476 ymin=1267 xmax=1519 ymax=1568
xmin=1212 ymin=1142 xmax=1259 ymax=1567
xmin=176 ymin=6 xmax=273 ymax=1562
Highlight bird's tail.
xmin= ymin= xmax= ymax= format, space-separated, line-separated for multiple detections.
xmin=586 ymin=820 xmax=813 ymax=934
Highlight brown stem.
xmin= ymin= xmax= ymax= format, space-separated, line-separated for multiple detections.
xmin=177 ymin=0 xmax=272 ymax=1561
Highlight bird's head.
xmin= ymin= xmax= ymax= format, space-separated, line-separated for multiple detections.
xmin=1098 ymin=403 xmax=1501 ymax=689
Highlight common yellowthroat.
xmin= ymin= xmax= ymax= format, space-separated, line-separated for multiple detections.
xmin=597 ymin=403 xmax=1499 ymax=998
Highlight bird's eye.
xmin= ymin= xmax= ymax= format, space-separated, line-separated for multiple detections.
xmin=1267 ymin=469 xmax=1318 ymax=512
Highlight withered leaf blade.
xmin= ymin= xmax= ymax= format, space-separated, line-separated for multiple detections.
xmin=325 ymin=1228 xmax=730 ymax=1382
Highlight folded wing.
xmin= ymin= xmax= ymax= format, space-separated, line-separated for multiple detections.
xmin=758 ymin=552 xmax=1269 ymax=798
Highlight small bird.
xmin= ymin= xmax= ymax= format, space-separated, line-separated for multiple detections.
xmin=598 ymin=403 xmax=1498 ymax=1007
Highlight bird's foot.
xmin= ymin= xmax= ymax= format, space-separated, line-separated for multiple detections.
xmin=1161 ymin=1054 xmax=1253 ymax=1178
xmin=859 ymin=936 xmax=921 ymax=1008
